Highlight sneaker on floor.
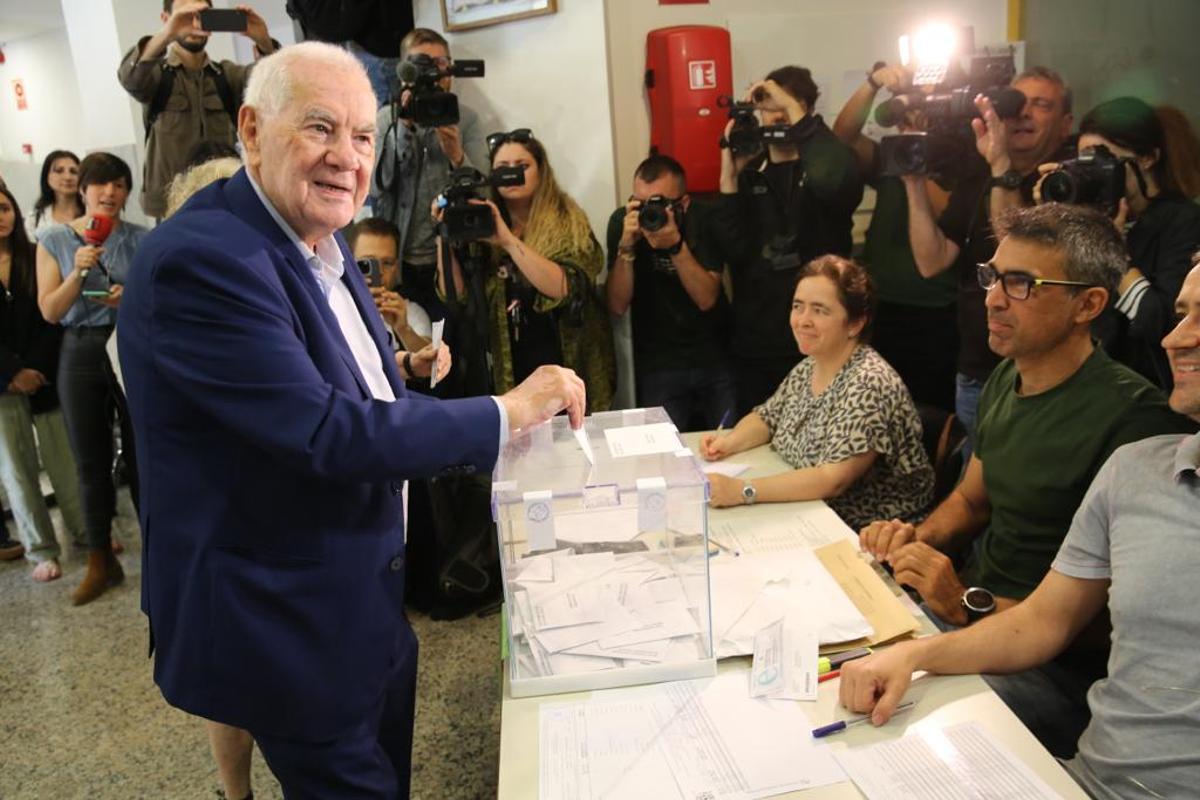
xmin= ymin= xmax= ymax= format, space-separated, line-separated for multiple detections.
xmin=0 ymin=537 xmax=25 ymax=561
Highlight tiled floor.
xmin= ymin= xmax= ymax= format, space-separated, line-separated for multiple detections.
xmin=0 ymin=494 xmax=501 ymax=799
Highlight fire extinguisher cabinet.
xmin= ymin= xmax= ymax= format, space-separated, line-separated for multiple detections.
xmin=645 ymin=25 xmax=733 ymax=193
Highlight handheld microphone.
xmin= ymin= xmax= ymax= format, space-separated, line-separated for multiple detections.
xmin=83 ymin=213 xmax=113 ymax=247
xmin=80 ymin=214 xmax=113 ymax=282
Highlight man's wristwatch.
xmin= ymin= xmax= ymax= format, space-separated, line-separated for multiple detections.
xmin=990 ymin=169 xmax=1023 ymax=190
xmin=741 ymin=481 xmax=757 ymax=505
xmin=654 ymin=238 xmax=684 ymax=257
xmin=961 ymin=586 xmax=996 ymax=623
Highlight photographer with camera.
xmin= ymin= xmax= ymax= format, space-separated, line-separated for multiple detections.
xmin=605 ymin=155 xmax=733 ymax=430
xmin=436 ymin=130 xmax=616 ymax=411
xmin=834 ymin=63 xmax=958 ymax=412
xmin=1035 ymin=97 xmax=1200 ymax=390
xmin=373 ymin=28 xmax=488 ymax=325
xmin=118 ymin=1 xmax=278 ymax=220
xmin=714 ymin=67 xmax=863 ymax=415
xmin=903 ymin=66 xmax=1074 ymax=448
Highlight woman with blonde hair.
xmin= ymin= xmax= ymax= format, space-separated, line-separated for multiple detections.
xmin=438 ymin=129 xmax=616 ymax=410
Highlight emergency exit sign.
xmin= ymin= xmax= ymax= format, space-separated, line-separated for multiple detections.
xmin=688 ymin=60 xmax=716 ymax=89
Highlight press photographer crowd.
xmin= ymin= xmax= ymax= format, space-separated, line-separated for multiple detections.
xmin=1 ymin=2 xmax=1199 ymax=798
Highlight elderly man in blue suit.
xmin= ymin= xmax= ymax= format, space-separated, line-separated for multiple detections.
xmin=118 ymin=41 xmax=585 ymax=799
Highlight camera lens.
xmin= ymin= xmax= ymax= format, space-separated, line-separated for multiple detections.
xmin=1040 ymin=171 xmax=1076 ymax=204
xmin=895 ymin=138 xmax=927 ymax=174
xmin=638 ymin=204 xmax=669 ymax=232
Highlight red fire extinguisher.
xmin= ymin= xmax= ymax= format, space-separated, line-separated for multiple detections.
xmin=645 ymin=26 xmax=733 ymax=193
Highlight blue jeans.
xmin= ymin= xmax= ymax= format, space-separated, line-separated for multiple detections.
xmin=921 ymin=601 xmax=1094 ymax=759
xmin=637 ymin=364 xmax=736 ymax=433
xmin=954 ymin=372 xmax=986 ymax=461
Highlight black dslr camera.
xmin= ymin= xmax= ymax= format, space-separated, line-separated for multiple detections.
xmin=436 ymin=166 xmax=526 ymax=244
xmin=1039 ymin=145 xmax=1126 ymax=217
xmin=636 ymin=195 xmax=682 ymax=232
xmin=717 ymin=94 xmax=791 ymax=157
xmin=395 ymin=53 xmax=485 ymax=127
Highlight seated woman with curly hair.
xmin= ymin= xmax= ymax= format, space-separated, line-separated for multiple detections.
xmin=701 ymin=255 xmax=933 ymax=530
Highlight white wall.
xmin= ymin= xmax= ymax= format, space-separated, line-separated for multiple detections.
xmin=0 ymin=26 xmax=87 ymax=212
xmin=604 ymin=0 xmax=1010 ymax=197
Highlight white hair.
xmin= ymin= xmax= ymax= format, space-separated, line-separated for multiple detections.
xmin=242 ymin=41 xmax=370 ymax=120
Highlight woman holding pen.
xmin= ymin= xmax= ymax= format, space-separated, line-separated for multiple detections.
xmin=701 ymin=255 xmax=933 ymax=530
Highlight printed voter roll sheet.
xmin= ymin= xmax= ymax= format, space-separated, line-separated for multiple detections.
xmin=834 ymin=721 xmax=1064 ymax=800
xmin=604 ymin=422 xmax=683 ymax=458
xmin=539 ymin=671 xmax=846 ymax=800
xmin=710 ymin=502 xmax=858 ymax=554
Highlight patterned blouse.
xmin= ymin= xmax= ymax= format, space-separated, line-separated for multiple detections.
xmin=755 ymin=345 xmax=933 ymax=529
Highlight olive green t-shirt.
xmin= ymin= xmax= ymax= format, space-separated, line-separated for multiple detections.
xmin=962 ymin=346 xmax=1196 ymax=599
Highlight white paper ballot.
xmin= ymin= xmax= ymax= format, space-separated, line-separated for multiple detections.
xmin=834 ymin=721 xmax=1064 ymax=800
xmin=574 ymin=426 xmax=596 ymax=464
xmin=750 ymin=617 xmax=819 ymax=700
xmin=702 ymin=461 xmax=751 ymax=478
xmin=604 ymin=422 xmax=683 ymax=459
xmin=532 ymin=589 xmax=607 ymax=631
xmin=710 ymin=550 xmax=873 ymax=657
xmin=428 ymin=318 xmax=445 ymax=388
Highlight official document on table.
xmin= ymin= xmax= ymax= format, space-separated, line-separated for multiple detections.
xmin=539 ymin=671 xmax=846 ymax=800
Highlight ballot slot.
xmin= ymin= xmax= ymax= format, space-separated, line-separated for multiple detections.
xmin=492 ymin=408 xmax=716 ymax=697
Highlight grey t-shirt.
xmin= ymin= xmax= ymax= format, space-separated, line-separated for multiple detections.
xmin=1052 ymin=432 xmax=1200 ymax=800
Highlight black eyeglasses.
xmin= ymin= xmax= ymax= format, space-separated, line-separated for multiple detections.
xmin=976 ymin=263 xmax=1095 ymax=301
xmin=487 ymin=128 xmax=534 ymax=156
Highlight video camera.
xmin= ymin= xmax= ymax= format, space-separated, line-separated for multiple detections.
xmin=876 ymin=25 xmax=1023 ymax=178
xmin=395 ymin=53 xmax=485 ymax=127
xmin=717 ymin=94 xmax=791 ymax=157
xmin=1039 ymin=145 xmax=1126 ymax=216
xmin=436 ymin=166 xmax=526 ymax=244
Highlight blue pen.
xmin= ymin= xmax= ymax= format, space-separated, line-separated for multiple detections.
xmin=716 ymin=409 xmax=732 ymax=432
xmin=811 ymin=702 xmax=915 ymax=738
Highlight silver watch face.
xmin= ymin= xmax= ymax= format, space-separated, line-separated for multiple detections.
xmin=742 ymin=483 xmax=756 ymax=501
xmin=963 ymin=587 xmax=995 ymax=613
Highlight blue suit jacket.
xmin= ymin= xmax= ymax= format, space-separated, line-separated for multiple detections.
xmin=118 ymin=169 xmax=500 ymax=739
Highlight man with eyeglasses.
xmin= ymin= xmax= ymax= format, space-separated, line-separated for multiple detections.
xmin=843 ymin=259 xmax=1200 ymax=800
xmin=860 ymin=203 xmax=1194 ymax=757
xmin=904 ymin=66 xmax=1076 ymax=454
xmin=605 ymin=155 xmax=734 ymax=430
xmin=371 ymin=28 xmax=488 ymax=323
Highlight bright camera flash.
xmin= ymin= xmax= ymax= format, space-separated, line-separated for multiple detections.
xmin=912 ymin=23 xmax=957 ymax=67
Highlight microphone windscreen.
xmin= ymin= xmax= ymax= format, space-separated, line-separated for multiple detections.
xmin=396 ymin=60 xmax=421 ymax=84
xmin=874 ymin=95 xmax=915 ymax=128
xmin=83 ymin=213 xmax=113 ymax=247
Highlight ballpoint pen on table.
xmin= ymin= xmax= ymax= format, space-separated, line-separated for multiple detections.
xmin=811 ymin=701 xmax=916 ymax=738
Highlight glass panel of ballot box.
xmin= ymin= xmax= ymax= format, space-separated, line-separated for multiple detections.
xmin=492 ymin=408 xmax=716 ymax=697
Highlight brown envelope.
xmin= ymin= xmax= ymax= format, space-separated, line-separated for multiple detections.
xmin=815 ymin=539 xmax=920 ymax=654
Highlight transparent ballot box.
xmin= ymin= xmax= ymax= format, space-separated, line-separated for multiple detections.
xmin=493 ymin=408 xmax=716 ymax=697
